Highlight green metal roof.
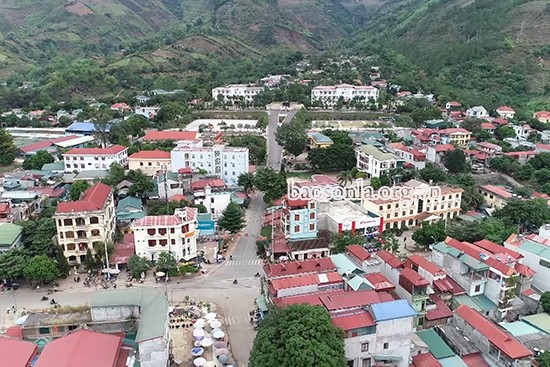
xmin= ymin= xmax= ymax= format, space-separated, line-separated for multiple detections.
xmin=255 ymin=296 xmax=268 ymax=313
xmin=416 ymin=329 xmax=455 ymax=359
xmin=374 ymin=355 xmax=402 ymax=362
xmin=307 ymin=132 xmax=333 ymax=143
xmin=357 ymin=145 xmax=399 ymax=161
xmin=460 ymin=254 xmax=490 ymax=271
xmin=91 ymin=289 xmax=168 ymax=343
xmin=472 ymin=294 xmax=497 ymax=311
xmin=432 ymin=242 xmax=462 ymax=258
xmin=499 ymin=321 xmax=542 ymax=337
xmin=41 ymin=161 xmax=65 ymax=171
xmin=347 ymin=275 xmax=372 ymax=291
xmin=453 ymin=294 xmax=496 ymax=312
xmin=330 ymin=254 xmax=365 ymax=277
xmin=522 ymin=313 xmax=550 ymax=334
xmin=438 ymin=356 xmax=468 ymax=367
xmin=0 ymin=223 xmax=22 ymax=247
xmin=519 ymin=240 xmax=550 ymax=262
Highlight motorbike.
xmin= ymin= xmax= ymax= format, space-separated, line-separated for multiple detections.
xmin=254 ymin=272 xmax=261 ymax=277
xmin=41 ymin=296 xmax=48 ymax=301
xmin=50 ymin=299 xmax=56 ymax=305
xmin=233 ymin=279 xmax=238 ymax=284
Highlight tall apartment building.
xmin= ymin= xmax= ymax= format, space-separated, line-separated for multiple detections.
xmin=355 ymin=145 xmax=404 ymax=178
xmin=311 ymin=84 xmax=379 ymax=108
xmin=362 ymin=180 xmax=463 ymax=231
xmin=281 ymin=197 xmax=318 ymax=241
xmin=170 ymin=141 xmax=249 ymax=186
xmin=131 ymin=207 xmax=198 ymax=262
xmin=211 ymin=84 xmax=263 ymax=104
xmin=63 ymin=145 xmax=128 ymax=173
xmin=53 ymin=182 xmax=116 ymax=264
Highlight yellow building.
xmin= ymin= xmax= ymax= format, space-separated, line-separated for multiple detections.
xmin=362 ymin=180 xmax=463 ymax=230
xmin=440 ymin=128 xmax=472 ymax=147
xmin=53 ymin=182 xmax=116 ymax=265
xmin=128 ymin=150 xmax=172 ymax=176
xmin=478 ymin=185 xmax=513 ymax=209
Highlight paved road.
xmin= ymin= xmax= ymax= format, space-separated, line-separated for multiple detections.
xmin=267 ymin=108 xmax=299 ymax=169
xmin=0 ymin=193 xmax=266 ymax=367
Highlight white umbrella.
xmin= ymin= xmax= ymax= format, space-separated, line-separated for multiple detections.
xmin=200 ymin=337 xmax=213 ymax=347
xmin=214 ymin=348 xmax=229 ymax=356
xmin=194 ymin=319 xmax=205 ymax=328
xmin=212 ymin=328 xmax=222 ymax=334
xmin=193 ymin=329 xmax=205 ymax=337
xmin=212 ymin=330 xmax=225 ymax=339
xmin=155 ymin=271 xmax=165 ymax=277
xmin=101 ymin=268 xmax=111 ymax=273
xmin=204 ymin=312 xmax=216 ymax=320
xmin=209 ymin=320 xmax=222 ymax=329
xmin=109 ymin=268 xmax=121 ymax=275
xmin=15 ymin=315 xmax=28 ymax=325
xmin=193 ymin=357 xmax=207 ymax=367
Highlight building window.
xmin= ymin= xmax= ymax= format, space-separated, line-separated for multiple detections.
xmin=361 ymin=342 xmax=369 ymax=352
xmin=294 ymin=225 xmax=300 ymax=233
xmin=540 ymin=259 xmax=550 ymax=269
xmin=309 ymin=224 xmax=315 ymax=231
xmin=294 ymin=214 xmax=300 ymax=221
xmin=383 ymin=342 xmax=389 ymax=349
xmin=148 ymin=240 xmax=156 ymax=247
xmin=39 ymin=327 xmax=50 ymax=335
xmin=362 ymin=359 xmax=371 ymax=367
xmin=475 ymin=284 xmax=481 ymax=292
xmin=68 ymin=325 xmax=77 ymax=331
xmin=310 ymin=213 xmax=315 ymax=219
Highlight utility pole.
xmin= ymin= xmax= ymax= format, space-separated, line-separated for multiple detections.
xmin=104 ymin=241 xmax=110 ymax=280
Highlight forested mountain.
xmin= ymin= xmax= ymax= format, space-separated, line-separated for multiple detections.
xmin=350 ymin=0 xmax=550 ymax=109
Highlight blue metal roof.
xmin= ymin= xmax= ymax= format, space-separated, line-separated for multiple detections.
xmin=66 ymin=121 xmax=110 ymax=133
xmin=371 ymin=299 xmax=417 ymax=322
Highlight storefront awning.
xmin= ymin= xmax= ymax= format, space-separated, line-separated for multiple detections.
xmin=374 ymin=355 xmax=403 ymax=362
xmin=255 ymin=296 xmax=268 ymax=313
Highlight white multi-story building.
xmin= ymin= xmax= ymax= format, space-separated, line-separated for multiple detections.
xmin=389 ymin=142 xmax=427 ymax=170
xmin=311 ymin=84 xmax=379 ymax=108
xmin=134 ymin=106 xmax=160 ymax=119
xmin=193 ymin=184 xmax=232 ymax=219
xmin=132 ymin=207 xmax=198 ymax=262
xmin=212 ymin=84 xmax=263 ymax=104
xmin=63 ymin=145 xmax=128 ymax=173
xmin=170 ymin=141 xmax=249 ymax=186
xmin=53 ymin=182 xmax=116 ymax=265
xmin=355 ymin=145 xmax=403 ymax=178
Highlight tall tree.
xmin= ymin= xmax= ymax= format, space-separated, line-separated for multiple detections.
xmin=495 ymin=198 xmax=550 ymax=233
xmin=24 ymin=255 xmax=60 ymax=285
xmin=238 ymin=172 xmax=255 ymax=194
xmin=70 ymin=180 xmax=90 ymax=201
xmin=128 ymin=255 xmax=151 ymax=279
xmin=0 ymin=129 xmax=17 ymax=166
xmin=127 ymin=169 xmax=155 ymax=196
xmin=0 ymin=248 xmax=29 ymax=280
xmin=249 ymin=304 xmax=346 ymax=367
xmin=22 ymin=150 xmax=55 ymax=170
xmin=21 ymin=218 xmax=58 ymax=257
xmin=218 ymin=202 xmax=245 ymax=234
xmin=379 ymin=231 xmax=400 ymax=253
xmin=103 ymin=162 xmax=126 ymax=186
xmin=442 ymin=149 xmax=467 ymax=174
xmin=418 ymin=163 xmax=447 ymax=183
xmin=254 ymin=167 xmax=287 ymax=203
xmin=55 ymin=246 xmax=70 ymax=278
xmin=337 ymin=170 xmax=353 ymax=186
xmin=155 ymin=252 xmax=178 ymax=277
xmin=276 ymin=123 xmax=307 ymax=157
xmin=412 ymin=221 xmax=447 ymax=248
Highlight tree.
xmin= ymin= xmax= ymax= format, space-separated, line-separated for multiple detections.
xmin=308 ymin=143 xmax=356 ymax=172
xmin=254 ymin=167 xmax=287 ymax=203
xmin=494 ymin=125 xmax=516 ymax=140
xmin=370 ymin=177 xmax=382 ymax=190
xmin=218 ymin=202 xmax=245 ymax=234
xmin=379 ymin=231 xmax=400 ymax=253
xmin=84 ymin=248 xmax=101 ymax=273
xmin=70 ymin=180 xmax=90 ymax=201
xmin=442 ymin=149 xmax=467 ymax=174
xmin=21 ymin=218 xmax=58 ymax=257
xmin=103 ymin=162 xmax=126 ymax=187
xmin=412 ymin=221 xmax=447 ymax=248
xmin=128 ymin=255 xmax=150 ymax=279
xmin=495 ymin=198 xmax=550 ymax=233
xmin=127 ymin=170 xmax=155 ymax=196
xmin=418 ymin=163 xmax=447 ymax=183
xmin=229 ymin=135 xmax=267 ymax=165
xmin=22 ymin=150 xmax=55 ymax=170
xmin=541 ymin=292 xmax=550 ymax=314
xmin=276 ymin=122 xmax=307 ymax=156
xmin=0 ymin=248 xmax=29 ymax=280
xmin=538 ymin=351 xmax=550 ymax=367
xmin=55 ymin=246 xmax=70 ymax=278
xmin=93 ymin=241 xmax=114 ymax=269
xmin=330 ymin=231 xmax=364 ymax=253
xmin=337 ymin=170 xmax=353 ymax=186
xmin=0 ymin=129 xmax=17 ymax=166
xmin=24 ymin=255 xmax=60 ymax=284
xmin=249 ymin=304 xmax=346 ymax=367
xmin=238 ymin=172 xmax=255 ymax=194
xmin=156 ymin=252 xmax=178 ymax=277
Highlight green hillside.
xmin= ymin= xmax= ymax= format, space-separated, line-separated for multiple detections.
xmin=351 ymin=0 xmax=550 ymax=111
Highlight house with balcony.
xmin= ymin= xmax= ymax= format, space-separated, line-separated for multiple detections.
xmin=478 ymin=185 xmax=514 ymax=209
xmin=465 ymin=106 xmax=489 ymax=119
xmin=476 ymin=142 xmax=502 ymax=156
xmin=389 ymin=142 xmax=426 ymax=170
xmin=396 ymin=268 xmax=430 ymax=327
xmin=131 ymin=207 xmax=198 ymax=262
xmin=504 ymin=233 xmax=549 ymax=292
xmin=281 ymin=197 xmax=318 ymax=241
xmin=496 ymin=106 xmax=516 ymax=119
xmin=439 ymin=128 xmax=472 ymax=147
xmin=355 ymin=145 xmax=403 ymax=178
xmin=53 ymin=182 xmax=116 ymax=265
xmin=376 ymin=250 xmax=404 ymax=287
xmin=453 ymin=305 xmax=532 ymax=367
xmin=63 ymin=145 xmax=128 ymax=173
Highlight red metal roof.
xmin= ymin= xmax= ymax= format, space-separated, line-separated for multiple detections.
xmin=191 ymin=178 xmax=226 ymax=191
xmin=264 ymin=258 xmax=336 ymax=278
xmin=515 ymin=263 xmax=536 ymax=277
xmin=412 ymin=353 xmax=442 ymax=367
xmin=445 ymin=237 xmax=516 ymax=276
xmin=0 ymin=203 xmax=10 ymax=214
xmin=273 ymin=289 xmax=346 ymax=307
xmin=35 ymin=329 xmax=123 ymax=367
xmin=65 ymin=145 xmax=127 ymax=155
xmin=111 ymin=235 xmax=135 ymax=265
xmin=0 ymin=336 xmax=37 ymax=367
xmin=144 ymin=130 xmax=198 ymax=141
xmin=168 ymin=194 xmax=188 ymax=202
xmin=56 ymin=182 xmax=112 ymax=213
xmin=480 ymin=185 xmax=513 ymax=199
xmin=505 ymin=151 xmax=536 ymax=157
xmin=425 ymin=294 xmax=453 ymax=321
xmin=462 ymin=353 xmax=490 ymax=367
xmin=497 ymin=106 xmax=514 ymax=112
xmin=364 ymin=272 xmax=395 ymax=291
xmin=5 ymin=325 xmax=23 ymax=339
xmin=455 ymin=305 xmax=532 ymax=359
xmin=481 ymin=122 xmax=496 ymax=130
xmin=346 ymin=245 xmax=371 ymax=262
xmin=269 ymin=271 xmax=342 ymax=292
xmin=535 ymin=111 xmax=550 ymax=119
xmin=31 ymin=187 xmax=66 ymax=198
xmin=474 ymin=239 xmax=522 ymax=260
xmin=406 ymin=254 xmax=445 ymax=276
xmin=129 ymin=150 xmax=171 ymax=159
xmin=19 ymin=135 xmax=78 ymax=153
xmin=377 ymin=250 xmax=403 ymax=269
xmin=434 ymin=144 xmax=456 ymax=153
xmin=401 ymin=268 xmax=429 ymax=287
xmin=331 ymin=310 xmax=375 ymax=331
xmin=320 ymin=289 xmax=389 ymax=311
